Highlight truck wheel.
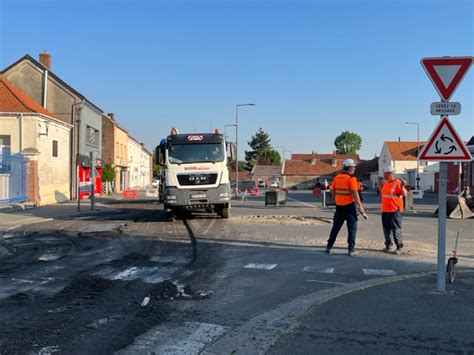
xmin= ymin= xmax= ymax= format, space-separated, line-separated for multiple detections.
xmin=219 ymin=205 xmax=229 ymax=219
xmin=165 ymin=205 xmax=176 ymax=222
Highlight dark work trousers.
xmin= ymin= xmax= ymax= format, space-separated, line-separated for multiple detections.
xmin=327 ymin=203 xmax=358 ymax=252
xmin=381 ymin=211 xmax=403 ymax=248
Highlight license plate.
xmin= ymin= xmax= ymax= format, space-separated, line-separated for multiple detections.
xmin=191 ymin=194 xmax=206 ymax=199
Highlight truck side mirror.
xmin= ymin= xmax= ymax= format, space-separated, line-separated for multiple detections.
xmin=154 ymin=144 xmax=165 ymax=166
xmin=227 ymin=142 xmax=237 ymax=163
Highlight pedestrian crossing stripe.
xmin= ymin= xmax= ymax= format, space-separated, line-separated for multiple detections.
xmin=303 ymin=266 xmax=335 ymax=274
xmin=244 ymin=263 xmax=277 ymax=270
xmin=362 ymin=269 xmax=396 ymax=276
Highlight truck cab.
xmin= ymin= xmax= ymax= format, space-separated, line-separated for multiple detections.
xmin=156 ymin=131 xmax=235 ymax=220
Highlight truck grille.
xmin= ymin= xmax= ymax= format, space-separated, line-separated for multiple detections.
xmin=177 ymin=173 xmax=218 ymax=186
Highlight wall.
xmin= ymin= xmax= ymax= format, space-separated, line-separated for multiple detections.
xmin=3 ymin=59 xmax=76 ymax=125
xmin=0 ymin=114 xmax=71 ymax=204
xmin=36 ymin=118 xmax=71 ymax=204
xmin=114 ymin=125 xmax=128 ymax=191
xmin=101 ymin=115 xmax=115 ymax=165
xmin=141 ymin=148 xmax=152 ymax=187
xmin=128 ymin=138 xmax=142 ymax=188
xmin=78 ymin=101 xmax=102 ymax=160
xmin=0 ymin=115 xmax=37 ymax=153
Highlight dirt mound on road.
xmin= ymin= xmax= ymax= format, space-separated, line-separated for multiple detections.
xmin=236 ymin=215 xmax=332 ymax=225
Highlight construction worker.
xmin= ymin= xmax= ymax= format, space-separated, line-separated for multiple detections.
xmin=378 ymin=166 xmax=408 ymax=254
xmin=326 ymin=159 xmax=366 ymax=256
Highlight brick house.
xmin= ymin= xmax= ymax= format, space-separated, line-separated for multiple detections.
xmin=250 ymin=164 xmax=282 ymax=187
xmin=379 ymin=141 xmax=440 ymax=191
xmin=0 ymin=76 xmax=72 ymax=205
xmin=283 ymin=152 xmax=360 ymax=189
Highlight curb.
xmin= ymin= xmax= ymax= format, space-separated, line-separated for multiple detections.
xmin=202 ymin=272 xmax=431 ymax=355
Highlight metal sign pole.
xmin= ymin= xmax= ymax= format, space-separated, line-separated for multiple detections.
xmin=437 ymin=161 xmax=447 ymax=292
xmin=90 ymin=152 xmax=95 ymax=211
xmin=77 ymin=164 xmax=81 ymax=213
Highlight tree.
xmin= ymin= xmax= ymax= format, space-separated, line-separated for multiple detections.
xmin=102 ymin=163 xmax=115 ymax=182
xmin=334 ymin=131 xmax=362 ymax=154
xmin=258 ymin=149 xmax=281 ymax=166
xmin=245 ymin=128 xmax=273 ymax=170
xmin=102 ymin=163 xmax=116 ymax=195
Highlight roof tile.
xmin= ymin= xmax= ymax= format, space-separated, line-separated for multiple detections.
xmin=0 ymin=75 xmax=54 ymax=117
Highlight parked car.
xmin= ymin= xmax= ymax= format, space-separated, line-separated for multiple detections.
xmin=257 ymin=180 xmax=266 ymax=188
xmin=269 ymin=181 xmax=279 ymax=188
xmin=152 ymin=178 xmax=160 ymax=188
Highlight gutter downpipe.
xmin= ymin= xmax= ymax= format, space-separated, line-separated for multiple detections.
xmin=19 ymin=113 xmax=23 ymax=152
xmin=42 ymin=70 xmax=48 ymax=108
xmin=70 ymin=100 xmax=84 ymax=200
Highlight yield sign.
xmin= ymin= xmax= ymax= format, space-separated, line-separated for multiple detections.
xmin=421 ymin=57 xmax=473 ymax=102
xmin=419 ymin=116 xmax=472 ymax=161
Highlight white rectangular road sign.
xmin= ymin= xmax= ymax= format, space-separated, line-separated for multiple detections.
xmin=430 ymin=102 xmax=461 ymax=115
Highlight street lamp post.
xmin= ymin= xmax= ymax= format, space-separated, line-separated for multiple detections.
xmin=224 ymin=124 xmax=236 ymax=142
xmin=235 ymin=103 xmax=255 ymax=196
xmin=276 ymin=146 xmax=292 ymax=162
xmin=405 ymin=122 xmax=420 ymax=190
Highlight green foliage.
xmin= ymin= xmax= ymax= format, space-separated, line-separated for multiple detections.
xmin=153 ymin=164 xmax=162 ymax=177
xmin=245 ymin=128 xmax=280 ymax=169
xmin=102 ymin=163 xmax=115 ymax=182
xmin=259 ymin=149 xmax=281 ymax=166
xmin=334 ymin=131 xmax=362 ymax=154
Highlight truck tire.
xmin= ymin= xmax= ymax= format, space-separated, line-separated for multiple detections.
xmin=166 ymin=210 xmax=176 ymax=222
xmin=218 ymin=205 xmax=229 ymax=219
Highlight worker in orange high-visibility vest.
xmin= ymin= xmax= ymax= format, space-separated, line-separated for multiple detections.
xmin=326 ymin=159 xmax=366 ymax=256
xmin=378 ymin=166 xmax=408 ymax=254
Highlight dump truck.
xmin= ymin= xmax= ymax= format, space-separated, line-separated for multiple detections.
xmin=156 ymin=129 xmax=235 ymax=220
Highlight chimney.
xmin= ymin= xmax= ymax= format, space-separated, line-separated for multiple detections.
xmin=108 ymin=113 xmax=115 ymax=121
xmin=311 ymin=158 xmax=316 ymax=165
xmin=39 ymin=50 xmax=51 ymax=70
xmin=332 ymin=150 xmax=337 ymax=167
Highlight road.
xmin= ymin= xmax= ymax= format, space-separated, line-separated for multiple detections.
xmin=0 ymin=191 xmax=472 ymax=354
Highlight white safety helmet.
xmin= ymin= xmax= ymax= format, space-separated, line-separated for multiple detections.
xmin=383 ymin=166 xmax=396 ymax=174
xmin=342 ymin=159 xmax=357 ymax=168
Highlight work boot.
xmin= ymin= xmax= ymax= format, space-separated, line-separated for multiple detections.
xmin=348 ymin=250 xmax=359 ymax=257
xmin=382 ymin=245 xmax=391 ymax=253
xmin=394 ymin=249 xmax=402 ymax=255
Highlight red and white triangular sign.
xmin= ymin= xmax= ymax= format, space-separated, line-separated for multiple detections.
xmin=419 ymin=116 xmax=472 ymax=161
xmin=421 ymin=57 xmax=473 ymax=102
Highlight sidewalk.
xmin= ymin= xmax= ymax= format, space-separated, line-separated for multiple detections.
xmin=0 ymin=196 xmax=121 ymax=231
xmin=269 ymin=272 xmax=474 ymax=354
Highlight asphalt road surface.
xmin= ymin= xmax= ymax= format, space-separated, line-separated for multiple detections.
xmin=0 ymin=193 xmax=472 ymax=354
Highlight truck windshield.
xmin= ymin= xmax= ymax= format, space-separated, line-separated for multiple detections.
xmin=168 ymin=143 xmax=224 ymax=164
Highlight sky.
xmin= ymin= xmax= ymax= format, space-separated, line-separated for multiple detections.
xmin=0 ymin=0 xmax=473 ymax=159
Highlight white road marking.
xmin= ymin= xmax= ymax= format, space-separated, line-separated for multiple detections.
xmin=202 ymin=219 xmax=216 ymax=236
xmin=307 ymin=279 xmax=347 ymax=285
xmin=38 ymin=254 xmax=62 ymax=261
xmin=119 ymin=321 xmax=227 ymax=354
xmin=96 ymin=266 xmax=178 ymax=282
xmin=303 ymin=266 xmax=335 ymax=274
xmin=244 ymin=263 xmax=277 ymax=270
xmin=287 ymin=196 xmax=316 ymax=208
xmin=363 ymin=269 xmax=397 ymax=276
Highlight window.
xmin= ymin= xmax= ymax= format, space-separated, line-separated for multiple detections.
xmin=0 ymin=135 xmax=11 ymax=173
xmin=52 ymin=140 xmax=58 ymax=157
xmin=86 ymin=126 xmax=99 ymax=147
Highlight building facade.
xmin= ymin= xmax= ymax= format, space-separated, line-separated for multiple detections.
xmin=1 ymin=53 xmax=103 ymax=199
xmin=0 ymin=76 xmax=72 ymax=205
